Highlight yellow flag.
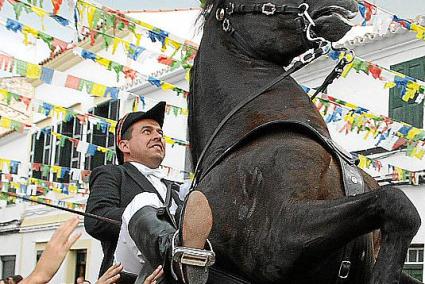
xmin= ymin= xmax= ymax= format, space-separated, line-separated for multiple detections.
xmin=26 ymin=64 xmax=42 ymax=79
xmin=87 ymin=6 xmax=96 ymax=29
xmin=414 ymin=148 xmax=425 ymax=160
xmin=0 ymin=117 xmax=11 ymax=129
xmin=341 ymin=62 xmax=354 ymax=78
xmin=161 ymin=82 xmax=174 ymax=91
xmin=92 ymin=83 xmax=107 ymax=97
xmin=384 ymin=82 xmax=397 ymax=89
xmin=112 ymin=38 xmax=121 ymax=54
xmin=406 ymin=128 xmax=422 ymax=140
xmin=96 ymin=57 xmax=111 ymax=68
xmin=411 ymin=24 xmax=425 ymax=40
xmin=357 ymin=155 xmax=367 ymax=169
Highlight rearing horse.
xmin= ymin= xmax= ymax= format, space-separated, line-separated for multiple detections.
xmin=188 ymin=0 xmax=422 ymax=283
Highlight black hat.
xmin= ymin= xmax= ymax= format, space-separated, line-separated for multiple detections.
xmin=115 ymin=101 xmax=166 ymax=164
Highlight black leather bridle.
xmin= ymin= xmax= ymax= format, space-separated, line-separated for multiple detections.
xmin=214 ymin=1 xmax=316 ymax=58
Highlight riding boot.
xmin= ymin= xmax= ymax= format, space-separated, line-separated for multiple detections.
xmin=128 ymin=205 xmax=213 ymax=284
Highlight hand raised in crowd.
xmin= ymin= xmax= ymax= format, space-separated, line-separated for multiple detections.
xmin=95 ymin=264 xmax=163 ymax=284
xmin=144 ymin=265 xmax=164 ymax=284
xmin=95 ymin=263 xmax=122 ymax=284
xmin=21 ymin=217 xmax=82 ymax=284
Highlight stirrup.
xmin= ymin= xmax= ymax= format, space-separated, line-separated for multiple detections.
xmin=170 ymin=231 xmax=216 ymax=282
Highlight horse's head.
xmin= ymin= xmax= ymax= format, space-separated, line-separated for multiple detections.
xmin=202 ymin=0 xmax=358 ymax=65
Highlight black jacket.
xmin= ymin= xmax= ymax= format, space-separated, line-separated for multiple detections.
xmin=84 ymin=162 xmax=180 ymax=277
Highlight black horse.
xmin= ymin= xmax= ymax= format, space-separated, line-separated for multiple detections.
xmin=188 ymin=0 xmax=422 ymax=283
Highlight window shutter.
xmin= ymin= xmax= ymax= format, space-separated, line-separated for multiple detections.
xmin=389 ymin=56 xmax=425 ymax=128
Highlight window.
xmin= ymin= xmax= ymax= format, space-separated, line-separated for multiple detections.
xmin=404 ymin=244 xmax=424 ymax=281
xmin=30 ymin=128 xmax=52 ymax=179
xmin=53 ymin=118 xmax=83 ymax=183
xmin=85 ymin=100 xmax=119 ymax=170
xmin=74 ymin=249 xmax=87 ymax=283
xmin=1 ymin=255 xmax=16 ymax=279
xmin=389 ymin=56 xmax=425 ymax=128
xmin=36 ymin=250 xmax=43 ymax=263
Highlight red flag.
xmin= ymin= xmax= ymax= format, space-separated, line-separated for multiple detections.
xmin=51 ymin=0 xmax=63 ymax=15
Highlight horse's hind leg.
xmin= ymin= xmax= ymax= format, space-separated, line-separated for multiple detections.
xmin=297 ymin=186 xmax=420 ymax=284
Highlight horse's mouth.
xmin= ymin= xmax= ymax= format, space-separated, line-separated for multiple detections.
xmin=313 ymin=6 xmax=357 ymax=25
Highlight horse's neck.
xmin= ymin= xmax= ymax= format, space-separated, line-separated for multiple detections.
xmin=189 ymin=30 xmax=329 ymax=164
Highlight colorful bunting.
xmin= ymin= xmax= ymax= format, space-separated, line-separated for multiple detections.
xmin=329 ymin=51 xmax=425 ymax=104
xmin=358 ymin=1 xmax=425 ymax=40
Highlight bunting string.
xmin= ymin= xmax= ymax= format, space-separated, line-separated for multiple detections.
xmin=328 ymin=51 xmax=425 ymax=104
xmin=356 ymin=0 xmax=425 ymax=40
xmin=73 ymin=47 xmax=191 ymax=95
xmin=75 ymin=22 xmax=195 ymax=72
xmin=357 ymin=154 xmax=423 ymax=185
xmin=1 ymin=17 xmax=73 ymax=55
xmin=0 ymin=15 xmax=194 ymax=77
xmin=307 ymin=89 xmax=425 ymax=160
xmin=76 ymin=0 xmax=198 ymax=52
xmin=1 ymin=172 xmax=87 ymax=196
xmin=0 ymin=190 xmax=86 ymax=210
xmin=0 ymin=53 xmax=190 ymax=100
xmin=0 ymin=88 xmax=188 ymax=141
xmin=2 ymin=0 xmax=76 ymax=30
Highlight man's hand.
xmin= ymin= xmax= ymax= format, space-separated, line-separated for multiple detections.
xmin=96 ymin=263 xmax=123 ymax=284
xmin=21 ymin=217 xmax=82 ymax=284
xmin=144 ymin=265 xmax=164 ymax=284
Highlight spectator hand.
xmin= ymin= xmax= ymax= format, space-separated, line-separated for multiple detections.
xmin=144 ymin=265 xmax=163 ymax=284
xmin=21 ymin=217 xmax=81 ymax=284
xmin=96 ymin=263 xmax=122 ymax=284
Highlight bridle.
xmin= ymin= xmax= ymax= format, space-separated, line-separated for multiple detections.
xmin=214 ymin=1 xmax=319 ymax=58
xmin=191 ymin=1 xmax=354 ymax=188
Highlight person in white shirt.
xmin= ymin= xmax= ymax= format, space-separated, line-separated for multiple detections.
xmin=85 ymin=102 xmax=214 ymax=284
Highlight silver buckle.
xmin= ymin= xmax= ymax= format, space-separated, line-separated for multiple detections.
xmin=222 ymin=18 xmax=232 ymax=32
xmin=262 ymin=3 xmax=276 ymax=15
xmin=338 ymin=260 xmax=351 ymax=279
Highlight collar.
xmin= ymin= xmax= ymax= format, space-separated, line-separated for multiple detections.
xmin=130 ymin=162 xmax=166 ymax=180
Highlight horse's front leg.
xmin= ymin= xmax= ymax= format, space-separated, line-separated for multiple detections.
xmin=297 ymin=187 xmax=420 ymax=284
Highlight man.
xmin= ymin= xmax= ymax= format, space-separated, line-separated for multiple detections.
xmin=85 ymin=102 xmax=213 ymax=284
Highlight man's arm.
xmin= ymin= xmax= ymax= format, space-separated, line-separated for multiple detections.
xmin=85 ymin=165 xmax=124 ymax=241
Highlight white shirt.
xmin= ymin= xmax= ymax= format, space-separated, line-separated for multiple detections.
xmin=130 ymin=162 xmax=178 ymax=214
xmin=114 ymin=162 xmax=178 ymax=274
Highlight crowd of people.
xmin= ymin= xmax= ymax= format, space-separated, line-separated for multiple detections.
xmin=1 ymin=217 xmax=163 ymax=284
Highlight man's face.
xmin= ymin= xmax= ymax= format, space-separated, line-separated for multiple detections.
xmin=120 ymin=119 xmax=166 ymax=168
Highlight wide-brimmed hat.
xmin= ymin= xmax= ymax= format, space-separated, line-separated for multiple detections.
xmin=115 ymin=101 xmax=166 ymax=164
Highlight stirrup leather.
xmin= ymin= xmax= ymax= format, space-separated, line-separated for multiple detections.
xmin=170 ymin=231 xmax=216 ymax=282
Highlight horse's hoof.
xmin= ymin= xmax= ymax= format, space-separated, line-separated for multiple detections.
xmin=180 ymin=191 xmax=212 ymax=284
xmin=182 ymin=190 xmax=213 ymax=248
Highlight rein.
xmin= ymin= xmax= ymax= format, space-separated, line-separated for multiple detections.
xmin=4 ymin=191 xmax=121 ymax=226
xmin=191 ymin=2 xmax=353 ymax=188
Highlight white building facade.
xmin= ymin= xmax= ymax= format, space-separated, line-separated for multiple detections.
xmin=0 ymin=5 xmax=424 ymax=283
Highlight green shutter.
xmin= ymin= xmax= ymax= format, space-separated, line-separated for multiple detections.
xmin=403 ymin=264 xmax=423 ymax=281
xmin=389 ymin=56 xmax=425 ymax=128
